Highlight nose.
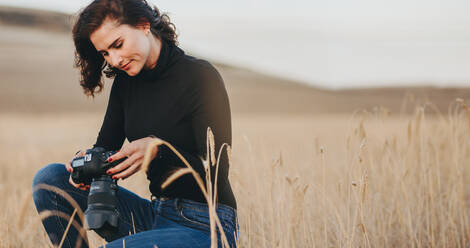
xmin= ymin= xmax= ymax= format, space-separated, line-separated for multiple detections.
xmin=109 ymin=52 xmax=123 ymax=68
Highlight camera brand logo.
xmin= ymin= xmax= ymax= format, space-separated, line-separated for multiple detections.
xmin=84 ymin=154 xmax=92 ymax=162
xmin=90 ymin=185 xmax=101 ymax=191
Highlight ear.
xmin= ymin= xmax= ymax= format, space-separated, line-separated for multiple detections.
xmin=136 ymin=19 xmax=151 ymax=34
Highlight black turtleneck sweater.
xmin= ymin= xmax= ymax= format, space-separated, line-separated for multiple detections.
xmin=93 ymin=40 xmax=237 ymax=210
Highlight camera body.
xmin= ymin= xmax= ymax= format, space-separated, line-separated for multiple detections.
xmin=71 ymin=147 xmax=126 ymax=235
xmin=71 ymin=148 xmax=123 ymax=185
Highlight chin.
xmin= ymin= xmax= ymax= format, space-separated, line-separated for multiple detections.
xmin=126 ymin=70 xmax=138 ymax=76
xmin=124 ymin=67 xmax=142 ymax=76
xmin=124 ymin=63 xmax=143 ymax=77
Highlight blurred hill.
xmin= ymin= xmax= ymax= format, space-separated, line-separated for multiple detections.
xmin=1 ymin=5 xmax=470 ymax=116
xmin=0 ymin=5 xmax=72 ymax=32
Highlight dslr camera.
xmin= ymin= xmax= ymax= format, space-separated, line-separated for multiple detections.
xmin=71 ymin=147 xmax=126 ymax=236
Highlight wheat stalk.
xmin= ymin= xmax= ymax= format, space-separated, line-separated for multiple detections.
xmin=33 ymin=184 xmax=85 ymax=224
xmin=142 ymin=127 xmax=230 ymax=248
xmin=58 ymin=208 xmax=77 ymax=248
xmin=38 ymin=210 xmax=88 ymax=248
xmin=161 ymin=168 xmax=192 ymax=189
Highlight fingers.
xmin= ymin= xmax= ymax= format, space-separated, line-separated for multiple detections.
xmin=68 ymin=150 xmax=89 ymax=190
xmin=76 ymin=150 xmax=86 ymax=156
xmin=115 ymin=158 xmax=143 ymax=180
xmin=107 ymin=153 xmax=141 ymax=176
xmin=108 ymin=149 xmax=126 ymax=163
xmin=68 ymin=175 xmax=89 ymax=191
xmin=65 ymin=161 xmax=73 ymax=173
xmin=105 ymin=138 xmax=158 ymax=180
xmin=65 ymin=150 xmax=87 ymax=173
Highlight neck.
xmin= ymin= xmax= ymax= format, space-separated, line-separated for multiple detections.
xmin=145 ymin=34 xmax=162 ymax=70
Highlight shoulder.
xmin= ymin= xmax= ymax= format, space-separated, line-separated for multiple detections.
xmin=180 ymin=55 xmax=225 ymax=91
xmin=178 ymin=56 xmax=230 ymax=112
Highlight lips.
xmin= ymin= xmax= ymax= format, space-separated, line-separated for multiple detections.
xmin=121 ymin=61 xmax=132 ymax=70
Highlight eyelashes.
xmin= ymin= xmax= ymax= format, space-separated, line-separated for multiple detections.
xmin=100 ymin=41 xmax=123 ymax=57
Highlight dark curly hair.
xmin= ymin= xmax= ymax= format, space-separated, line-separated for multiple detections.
xmin=72 ymin=0 xmax=178 ymax=97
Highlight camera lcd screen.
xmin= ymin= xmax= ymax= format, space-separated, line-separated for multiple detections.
xmin=72 ymin=158 xmax=85 ymax=168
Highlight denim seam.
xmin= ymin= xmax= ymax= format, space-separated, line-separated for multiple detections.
xmin=174 ymin=199 xmax=208 ymax=229
xmin=175 ymin=199 xmax=236 ymax=232
xmin=180 ymin=198 xmax=237 ymax=213
xmin=179 ymin=207 xmax=236 ymax=247
xmin=178 ymin=208 xmax=210 ymax=230
xmin=181 ymin=198 xmax=237 ymax=212
xmin=178 ymin=202 xmax=234 ymax=218
xmin=181 ymin=205 xmax=234 ymax=227
xmin=179 ymin=199 xmax=236 ymax=217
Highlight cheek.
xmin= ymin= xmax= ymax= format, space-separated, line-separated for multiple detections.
xmin=125 ymin=40 xmax=146 ymax=62
xmin=135 ymin=37 xmax=151 ymax=60
xmin=122 ymin=34 xmax=150 ymax=73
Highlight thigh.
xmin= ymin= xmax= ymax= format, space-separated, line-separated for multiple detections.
xmin=99 ymin=226 xmax=211 ymax=248
xmin=151 ymin=198 xmax=238 ymax=247
xmin=33 ymin=163 xmax=156 ymax=242
xmin=106 ymin=186 xmax=155 ymax=239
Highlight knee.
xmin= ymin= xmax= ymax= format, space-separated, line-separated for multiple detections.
xmin=32 ymin=163 xmax=69 ymax=189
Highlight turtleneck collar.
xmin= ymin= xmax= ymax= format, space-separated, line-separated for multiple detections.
xmin=135 ymin=39 xmax=184 ymax=81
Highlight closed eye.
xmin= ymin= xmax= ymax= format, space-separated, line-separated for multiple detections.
xmin=98 ymin=39 xmax=122 ymax=57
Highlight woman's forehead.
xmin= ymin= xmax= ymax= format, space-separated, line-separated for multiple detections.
xmin=90 ymin=18 xmax=127 ymax=50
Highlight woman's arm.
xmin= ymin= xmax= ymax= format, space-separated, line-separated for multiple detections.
xmin=93 ymin=77 xmax=126 ymax=151
xmin=156 ymin=63 xmax=232 ymax=183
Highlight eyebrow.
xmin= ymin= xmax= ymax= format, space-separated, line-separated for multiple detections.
xmin=97 ymin=37 xmax=121 ymax=53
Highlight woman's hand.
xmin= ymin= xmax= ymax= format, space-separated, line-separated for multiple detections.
xmin=106 ymin=137 xmax=159 ymax=180
xmin=65 ymin=149 xmax=90 ymax=191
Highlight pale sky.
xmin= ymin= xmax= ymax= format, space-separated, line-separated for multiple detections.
xmin=1 ymin=0 xmax=469 ymax=22
xmin=1 ymin=0 xmax=470 ymax=88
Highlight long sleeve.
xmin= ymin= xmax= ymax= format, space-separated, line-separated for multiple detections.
xmin=151 ymin=63 xmax=233 ymax=206
xmin=93 ymin=77 xmax=126 ymax=151
xmin=189 ymin=64 xmax=232 ymax=180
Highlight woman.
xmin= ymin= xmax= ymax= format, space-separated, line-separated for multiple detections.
xmin=32 ymin=0 xmax=238 ymax=247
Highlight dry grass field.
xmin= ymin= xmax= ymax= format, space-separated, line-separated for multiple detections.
xmin=1 ymin=107 xmax=470 ymax=247
xmin=1 ymin=6 xmax=469 ymax=248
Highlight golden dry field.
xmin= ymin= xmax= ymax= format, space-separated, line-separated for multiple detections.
xmin=1 ymin=109 xmax=470 ymax=247
xmin=0 ymin=6 xmax=469 ymax=248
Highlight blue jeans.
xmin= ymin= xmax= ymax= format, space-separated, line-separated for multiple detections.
xmin=32 ymin=163 xmax=238 ymax=248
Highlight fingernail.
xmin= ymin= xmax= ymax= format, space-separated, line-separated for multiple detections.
xmin=107 ymin=170 xmax=112 ymax=175
xmin=112 ymin=176 xmax=117 ymax=179
xmin=108 ymin=158 xmax=113 ymax=162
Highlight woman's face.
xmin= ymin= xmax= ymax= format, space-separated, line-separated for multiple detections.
xmin=90 ymin=17 xmax=154 ymax=76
